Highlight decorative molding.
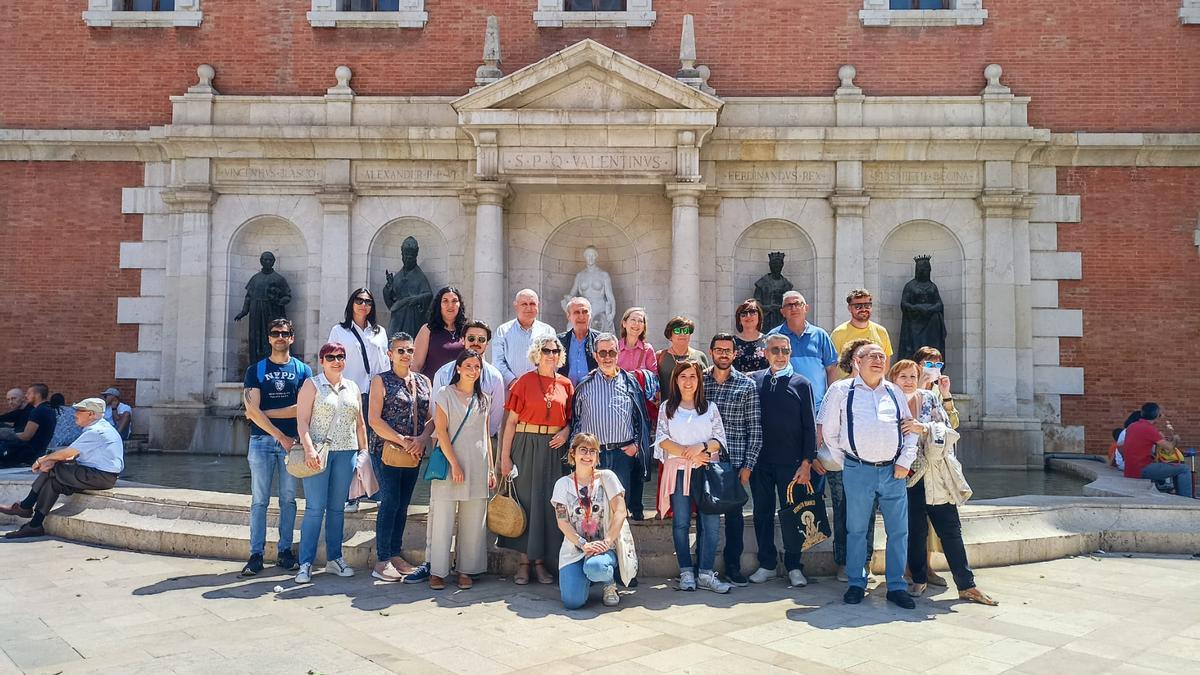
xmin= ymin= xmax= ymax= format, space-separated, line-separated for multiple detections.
xmin=533 ymin=0 xmax=655 ymax=28
xmin=83 ymin=0 xmax=202 ymax=27
xmin=307 ymin=0 xmax=427 ymax=28
xmin=860 ymin=0 xmax=986 ymax=27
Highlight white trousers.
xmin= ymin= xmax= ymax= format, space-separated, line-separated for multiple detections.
xmin=426 ymin=497 xmax=489 ymax=578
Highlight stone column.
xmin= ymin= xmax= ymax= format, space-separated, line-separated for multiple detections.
xmin=666 ymin=183 xmax=705 ymax=322
xmin=831 ymin=160 xmax=869 ymax=324
xmin=317 ymin=160 xmax=354 ymax=335
xmin=472 ymin=183 xmax=509 ymax=329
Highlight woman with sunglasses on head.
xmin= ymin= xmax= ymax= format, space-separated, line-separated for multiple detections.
xmin=367 ymin=332 xmax=433 ymax=582
xmin=413 ymin=286 xmax=468 ymax=381
xmin=732 ymin=299 xmax=769 ymax=374
xmin=553 ymin=433 xmax=631 ymax=609
xmin=655 ymin=316 xmax=709 ymax=398
xmin=498 ymin=335 xmax=574 ymax=585
xmin=293 ymin=342 xmax=368 ymax=584
xmin=427 ymin=349 xmax=496 ymax=590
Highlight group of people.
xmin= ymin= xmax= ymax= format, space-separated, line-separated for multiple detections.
xmin=236 ymin=282 xmax=997 ymax=611
xmin=0 ymin=385 xmax=131 ymax=467
xmin=1109 ymin=403 xmax=1196 ymax=499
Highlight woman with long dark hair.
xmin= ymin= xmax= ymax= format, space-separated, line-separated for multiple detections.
xmin=328 ymin=288 xmax=389 ymax=406
xmin=413 ymin=286 xmax=468 ymax=381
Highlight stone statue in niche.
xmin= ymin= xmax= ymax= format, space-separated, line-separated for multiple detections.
xmin=899 ymin=254 xmax=948 ymax=363
xmin=561 ymin=245 xmax=616 ymax=334
xmin=234 ymin=251 xmax=293 ymax=365
xmin=753 ymin=251 xmax=794 ymax=332
xmin=382 ymin=236 xmax=434 ymax=339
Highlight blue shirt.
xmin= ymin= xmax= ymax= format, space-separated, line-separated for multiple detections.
xmin=572 ymin=370 xmax=637 ymax=445
xmin=568 ymin=333 xmax=589 ymax=386
xmin=243 ymin=357 xmax=313 ymax=437
xmin=767 ymin=321 xmax=837 ymax=413
xmin=432 ymin=359 xmax=508 ymax=436
xmin=72 ymin=418 xmax=125 ymax=474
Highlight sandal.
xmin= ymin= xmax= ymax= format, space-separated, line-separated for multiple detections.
xmin=514 ymin=562 xmax=530 ymax=585
xmin=908 ymin=582 xmax=927 ymax=598
xmin=534 ymin=562 xmax=554 ymax=585
xmin=927 ymin=570 xmax=949 ymax=587
xmin=456 ymin=573 xmax=474 ymax=589
xmin=959 ymin=588 xmax=999 ymax=606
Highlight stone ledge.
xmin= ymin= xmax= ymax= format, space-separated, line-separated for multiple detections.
xmin=859 ymin=8 xmax=987 ymax=27
xmin=532 ymin=10 xmax=656 ymax=28
xmin=82 ymin=10 xmax=202 ymax=28
xmin=306 ymin=11 xmax=428 ymax=28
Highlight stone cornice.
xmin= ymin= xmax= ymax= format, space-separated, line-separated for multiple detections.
xmin=1036 ymin=133 xmax=1200 ymax=167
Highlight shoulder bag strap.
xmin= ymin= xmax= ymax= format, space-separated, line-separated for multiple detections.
xmin=347 ymin=324 xmax=372 ymax=374
xmin=449 ymin=394 xmax=476 ymax=445
xmin=315 ymin=379 xmax=348 ymax=451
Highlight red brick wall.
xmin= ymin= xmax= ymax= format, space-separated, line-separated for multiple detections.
xmin=1058 ymin=168 xmax=1200 ymax=454
xmin=0 ymin=162 xmax=142 ymax=404
xmin=1 ymin=1 xmax=1196 ymax=132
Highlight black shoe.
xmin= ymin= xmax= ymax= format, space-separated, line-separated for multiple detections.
xmin=4 ymin=524 xmax=45 ymax=539
xmin=627 ymin=576 xmax=638 ymax=588
xmin=843 ymin=586 xmax=865 ymax=604
xmin=886 ymin=590 xmax=916 ymax=609
xmin=241 ymin=553 xmax=264 ymax=577
xmin=726 ymin=570 xmax=749 ymax=587
xmin=276 ymin=548 xmax=298 ymax=571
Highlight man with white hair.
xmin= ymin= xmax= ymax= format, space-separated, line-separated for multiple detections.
xmin=492 ymin=289 xmax=555 ymax=386
xmin=766 ymin=291 xmax=839 ymax=413
xmin=557 ymin=297 xmax=600 ymax=386
xmin=0 ymin=398 xmax=124 ymax=539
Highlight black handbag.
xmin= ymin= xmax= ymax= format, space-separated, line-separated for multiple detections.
xmin=777 ymin=480 xmax=832 ymax=551
xmin=693 ymin=453 xmax=749 ymax=515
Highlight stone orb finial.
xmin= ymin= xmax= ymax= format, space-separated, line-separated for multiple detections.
xmin=335 ymin=65 xmax=352 ymax=88
xmin=984 ymin=63 xmax=1003 ymax=87
xmin=838 ymin=64 xmax=857 ymax=89
xmin=196 ymin=64 xmax=215 ymax=87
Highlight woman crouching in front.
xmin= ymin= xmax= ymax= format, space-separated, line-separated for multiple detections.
xmin=552 ymin=433 xmax=630 ymax=609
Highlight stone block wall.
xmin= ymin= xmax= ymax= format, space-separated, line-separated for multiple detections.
xmin=0 ymin=162 xmax=142 ymax=401
xmin=3 ymin=2 xmax=1198 ymax=132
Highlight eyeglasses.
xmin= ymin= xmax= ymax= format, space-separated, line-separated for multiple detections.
xmin=782 ymin=302 xmax=805 ymax=309
xmin=858 ymin=352 xmax=887 ymax=362
xmin=391 ymin=347 xmax=415 ymax=355
xmin=575 ymin=447 xmax=599 ymax=457
xmin=353 ymin=297 xmax=374 ymax=306
xmin=541 ymin=348 xmax=561 ymax=355
xmin=672 ymin=326 xmax=694 ymax=335
xmin=923 ymin=361 xmax=945 ymax=369
xmin=323 ymin=353 xmax=347 ymax=362
xmin=738 ymin=309 xmax=758 ymax=317
xmin=711 ymin=347 xmax=734 ymax=355
xmin=849 ymin=302 xmax=873 ymax=310
xmin=595 ymin=349 xmax=618 ymax=359
xmin=465 ymin=335 xmax=488 ymax=344
xmin=768 ymin=347 xmax=792 ymax=355
xmin=268 ymin=331 xmax=293 ymax=338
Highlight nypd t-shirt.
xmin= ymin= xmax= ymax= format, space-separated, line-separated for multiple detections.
xmin=243 ymin=357 xmax=313 ymax=437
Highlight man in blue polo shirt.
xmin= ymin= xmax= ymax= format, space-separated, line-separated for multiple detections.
xmin=1 ymin=397 xmax=124 ymax=539
xmin=766 ymin=291 xmax=838 ymax=412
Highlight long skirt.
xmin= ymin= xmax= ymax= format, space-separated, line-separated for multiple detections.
xmin=496 ymin=430 xmax=564 ymax=561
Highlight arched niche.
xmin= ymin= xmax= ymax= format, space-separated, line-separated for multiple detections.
xmin=732 ymin=219 xmax=818 ymax=332
xmin=540 ymin=218 xmax=638 ymax=334
xmin=878 ymin=220 xmax=965 ymax=370
xmin=367 ymin=218 xmax=449 ymax=335
xmin=225 ymin=216 xmax=310 ymax=380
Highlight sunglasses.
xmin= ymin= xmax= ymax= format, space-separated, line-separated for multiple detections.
xmin=768 ymin=347 xmax=792 ymax=355
xmin=391 ymin=347 xmax=415 ymax=355
xmin=923 ymin=361 xmax=945 ymax=369
xmin=850 ymin=302 xmax=873 ymax=310
xmin=671 ymin=326 xmax=694 ymax=335
xmin=323 ymin=353 xmax=347 ymax=362
xmin=738 ymin=309 xmax=758 ymax=317
xmin=465 ymin=335 xmax=488 ymax=344
xmin=268 ymin=331 xmax=293 ymax=338
xmin=595 ymin=349 xmax=618 ymax=359
xmin=541 ymin=348 xmax=561 ymax=355
xmin=353 ymin=297 xmax=374 ymax=306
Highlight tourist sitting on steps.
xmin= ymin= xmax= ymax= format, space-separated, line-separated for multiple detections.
xmin=1 ymin=398 xmax=124 ymax=539
xmin=100 ymin=387 xmax=133 ymax=441
xmin=0 ymin=384 xmax=56 ymax=465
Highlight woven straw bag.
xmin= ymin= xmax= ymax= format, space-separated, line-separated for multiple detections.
xmin=487 ymin=474 xmax=527 ymax=538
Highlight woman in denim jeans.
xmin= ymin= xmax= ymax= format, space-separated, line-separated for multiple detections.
xmin=294 ymin=342 xmax=367 ymax=584
xmin=654 ymin=360 xmax=731 ymax=594
xmin=367 ymin=332 xmax=432 ymax=582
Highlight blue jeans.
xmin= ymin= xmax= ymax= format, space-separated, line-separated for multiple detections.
xmin=599 ymin=447 xmax=635 ymax=495
xmin=560 ymin=550 xmax=617 ymax=610
xmin=695 ymin=507 xmax=745 ymax=574
xmin=375 ymin=459 xmax=420 ymax=560
xmin=247 ymin=435 xmax=298 ymax=556
xmin=671 ymin=469 xmax=720 ymax=573
xmin=827 ymin=470 xmax=877 ymax=567
xmin=299 ymin=450 xmax=357 ymax=565
xmin=843 ymin=459 xmax=909 ymax=592
xmin=1142 ymin=463 xmax=1196 ymax=498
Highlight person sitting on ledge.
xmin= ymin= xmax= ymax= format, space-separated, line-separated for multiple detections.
xmin=100 ymin=387 xmax=133 ymax=441
xmin=1122 ymin=402 xmax=1194 ymax=499
xmin=0 ymin=388 xmax=30 ymax=429
xmin=0 ymin=384 xmax=56 ymax=465
xmin=0 ymin=398 xmax=124 ymax=539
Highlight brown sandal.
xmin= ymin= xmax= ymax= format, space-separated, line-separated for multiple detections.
xmin=959 ymin=588 xmax=998 ymax=606
xmin=534 ymin=562 xmax=554 ymax=585
xmin=514 ymin=562 xmax=530 ymax=585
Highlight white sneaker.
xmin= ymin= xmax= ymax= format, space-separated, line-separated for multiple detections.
xmin=295 ymin=563 xmax=312 ymax=584
xmin=697 ymin=571 xmax=731 ymax=594
xmin=748 ymin=567 xmax=776 ymax=584
xmin=325 ymin=558 xmax=354 ymax=577
xmin=602 ymin=583 xmax=620 ymax=607
xmin=678 ymin=569 xmax=696 ymax=591
xmin=788 ymin=569 xmax=808 ymax=587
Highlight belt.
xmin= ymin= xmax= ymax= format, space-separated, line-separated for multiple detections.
xmin=516 ymin=423 xmax=563 ymax=435
xmin=844 ymin=455 xmax=895 ymax=468
xmin=601 ymin=441 xmax=635 ymax=451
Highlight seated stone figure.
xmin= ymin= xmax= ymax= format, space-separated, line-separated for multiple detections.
xmin=0 ymin=398 xmax=125 ymax=539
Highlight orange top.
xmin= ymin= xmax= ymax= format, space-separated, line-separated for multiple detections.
xmin=506 ymin=371 xmax=573 ymax=427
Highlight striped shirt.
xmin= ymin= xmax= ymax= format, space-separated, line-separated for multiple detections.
xmin=572 ymin=369 xmax=637 ymax=445
xmin=703 ymin=367 xmax=763 ymax=470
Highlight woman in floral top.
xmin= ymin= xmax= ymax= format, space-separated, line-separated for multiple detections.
xmin=732 ymin=298 xmax=768 ymax=373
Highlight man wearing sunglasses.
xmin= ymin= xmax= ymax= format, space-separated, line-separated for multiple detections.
xmin=830 ymin=289 xmax=892 ymax=382
xmin=766 ymin=291 xmax=838 ymax=413
xmin=431 ymin=320 xmax=507 ymax=437
xmin=240 ymin=318 xmax=312 ymax=576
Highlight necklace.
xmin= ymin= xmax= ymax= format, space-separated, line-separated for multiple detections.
xmin=535 ymin=372 xmax=555 ymax=411
xmin=572 ymin=471 xmax=596 ymax=534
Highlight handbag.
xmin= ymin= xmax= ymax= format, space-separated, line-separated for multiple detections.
xmin=382 ymin=373 xmax=425 ymax=469
xmin=615 ymin=519 xmax=639 ymax=587
xmin=286 ymin=381 xmax=348 ymax=479
xmin=423 ymin=394 xmax=476 ymax=481
xmin=777 ymin=480 xmax=832 ymax=552
xmin=692 ymin=451 xmax=750 ymax=515
xmin=487 ymin=474 xmax=526 ymax=538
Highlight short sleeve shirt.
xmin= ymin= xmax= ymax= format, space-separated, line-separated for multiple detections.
xmin=26 ymin=403 xmax=57 ymax=454
xmin=506 ymin=372 xmax=573 ymax=427
xmin=103 ymin=402 xmax=133 ymax=428
xmin=243 ymin=357 xmax=313 ymax=437
xmin=550 ymin=469 xmax=625 ymax=569
xmin=72 ymin=419 xmax=125 ymax=474
xmin=768 ymin=322 xmax=838 ymax=413
xmin=1122 ymin=419 xmax=1163 ymax=479
xmin=829 ymin=321 xmax=893 ymax=380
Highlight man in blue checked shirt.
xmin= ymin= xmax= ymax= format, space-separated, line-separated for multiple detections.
xmin=700 ymin=332 xmax=762 ymax=587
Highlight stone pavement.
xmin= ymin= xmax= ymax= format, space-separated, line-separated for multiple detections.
xmin=0 ymin=539 xmax=1198 ymax=674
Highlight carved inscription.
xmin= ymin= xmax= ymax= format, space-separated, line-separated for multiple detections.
xmin=353 ymin=162 xmax=464 ymax=185
xmin=718 ymin=162 xmax=834 ymax=188
xmin=863 ymin=163 xmax=981 ymax=188
xmin=500 ymin=149 xmax=675 ymax=174
xmin=213 ymin=161 xmax=322 ymax=184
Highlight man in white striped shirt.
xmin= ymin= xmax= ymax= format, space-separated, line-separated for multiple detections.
xmin=819 ymin=342 xmax=919 ymax=609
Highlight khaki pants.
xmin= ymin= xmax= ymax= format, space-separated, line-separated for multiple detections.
xmin=426 ymin=497 xmax=489 ymax=578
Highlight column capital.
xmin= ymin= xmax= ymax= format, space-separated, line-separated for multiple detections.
xmin=977 ymin=192 xmax=1033 ymax=217
xmin=161 ymin=188 xmax=214 ymax=213
xmin=829 ymin=193 xmax=871 ymax=216
xmin=666 ymin=182 xmax=707 ymax=203
xmin=316 ymin=189 xmax=355 ymax=211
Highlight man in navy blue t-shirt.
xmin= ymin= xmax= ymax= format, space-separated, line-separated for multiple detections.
xmin=241 ymin=318 xmax=312 ymax=576
xmin=0 ymin=384 xmax=56 ymax=465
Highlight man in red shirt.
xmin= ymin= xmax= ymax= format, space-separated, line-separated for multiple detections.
xmin=1122 ymin=402 xmax=1193 ymax=498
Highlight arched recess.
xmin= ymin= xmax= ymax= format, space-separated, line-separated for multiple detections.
xmin=225 ymin=216 xmax=309 ymax=380
xmin=732 ymin=219 xmax=818 ymax=333
xmin=878 ymin=219 xmax=965 ymax=370
xmin=367 ymin=217 xmax=449 ymax=335
xmin=540 ymin=217 xmax=638 ymax=334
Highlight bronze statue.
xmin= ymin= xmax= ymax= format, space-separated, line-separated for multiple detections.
xmin=899 ymin=255 xmax=947 ymax=363
xmin=382 ymin=236 xmax=434 ymax=339
xmin=753 ymin=251 xmax=793 ymax=332
xmin=234 ymin=251 xmax=292 ymax=365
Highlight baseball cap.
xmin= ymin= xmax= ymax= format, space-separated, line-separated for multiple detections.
xmin=101 ymin=387 xmax=121 ymax=397
xmin=72 ymin=398 xmax=107 ymax=415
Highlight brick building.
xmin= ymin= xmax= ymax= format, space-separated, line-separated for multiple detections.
xmin=1 ymin=2 xmax=1197 ymax=461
